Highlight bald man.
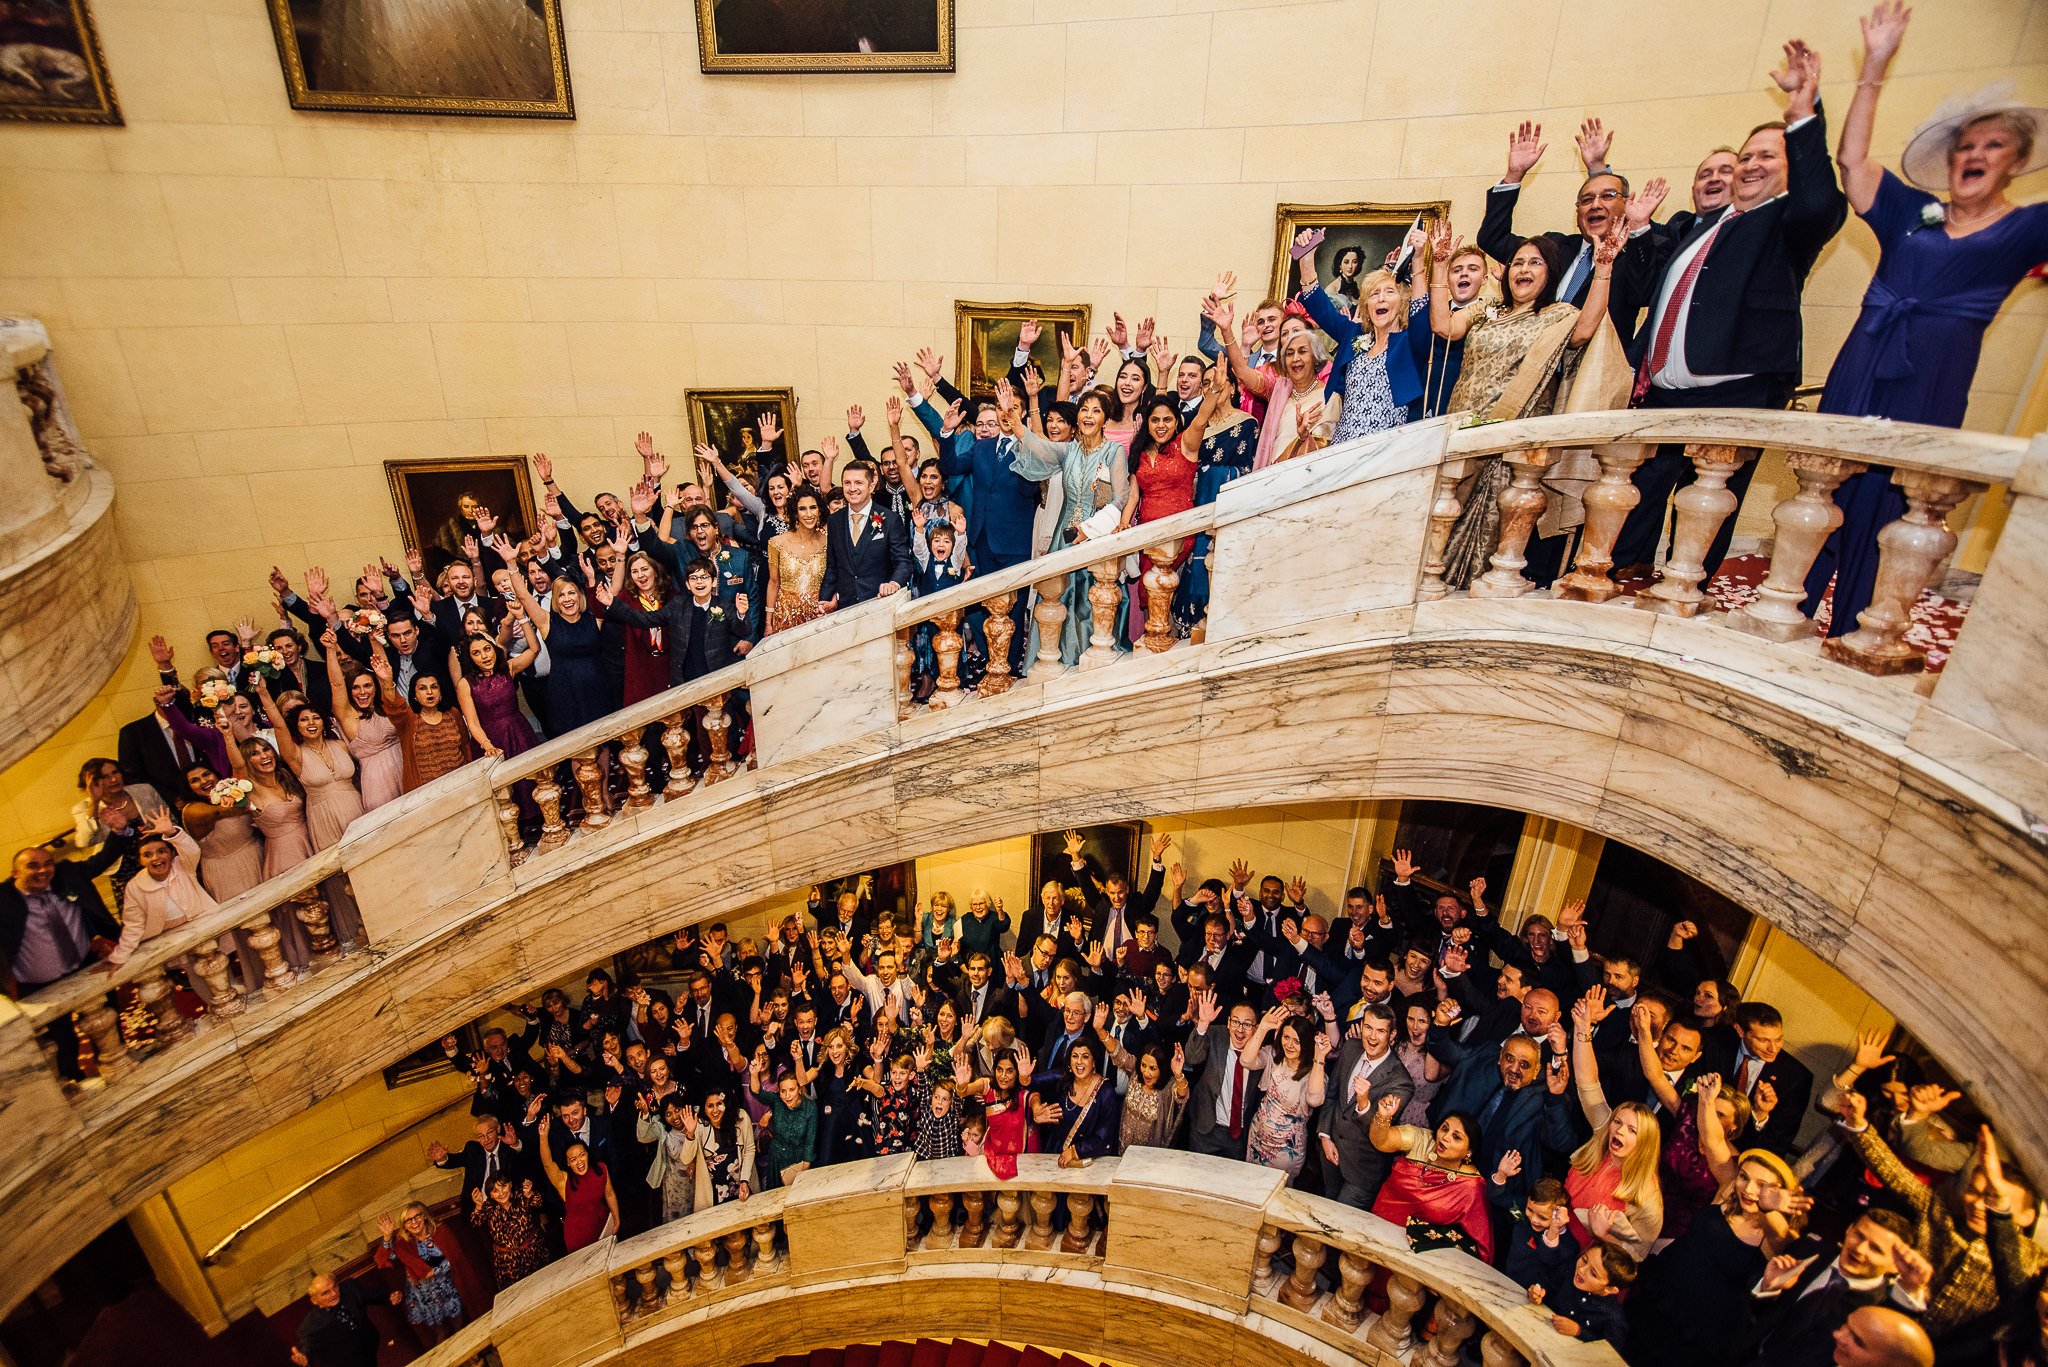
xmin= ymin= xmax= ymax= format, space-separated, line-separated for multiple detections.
xmin=1830 ymin=1307 xmax=1933 ymax=1367
xmin=291 ymin=1272 xmax=380 ymax=1367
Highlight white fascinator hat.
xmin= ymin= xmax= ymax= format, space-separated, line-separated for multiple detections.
xmin=1899 ymin=81 xmax=2048 ymax=191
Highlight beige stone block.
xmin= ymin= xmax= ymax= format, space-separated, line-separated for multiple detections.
xmin=483 ymin=417 xmax=625 ymax=467
xmin=1369 ymin=0 xmax=1563 ymax=119
xmin=1126 ymin=182 xmax=1273 ymax=287
xmin=707 ymin=136 xmax=838 ymax=186
xmin=1549 ymin=0 xmax=1770 ymax=103
xmin=779 ymin=281 xmax=903 ymax=328
xmin=933 ymin=26 xmax=1068 ymax=136
xmin=812 ymin=325 xmax=932 ymax=415
xmin=1397 ymin=111 xmax=1534 ymax=181
xmin=389 ymin=279 xmax=532 ymax=324
xmin=428 ymin=130 xmax=578 ymax=183
xmin=1063 ymin=16 xmax=1210 ymax=132
xmin=526 ymin=277 xmax=660 ymax=322
xmin=615 ymin=184 xmax=751 ymax=278
xmin=192 ymin=425 xmax=355 ymax=478
xmin=110 ymin=476 xmax=261 ymax=559
xmin=329 ymin=180 xmax=489 ymax=279
xmin=285 ymin=324 xmax=449 ymax=425
xmin=660 ymin=33 xmax=807 ymax=136
xmin=104 ymin=124 xmax=282 ymax=178
xmin=0 ymin=126 xmax=108 ymax=172
xmin=802 ymin=76 xmax=936 ymax=137
xmin=744 ymin=187 xmax=873 ymax=281
xmin=655 ymin=277 xmax=783 ymax=325
xmin=998 ymin=185 xmax=1129 ymax=285
xmin=1095 ymin=129 xmax=1246 ymax=183
xmin=248 ymin=466 xmax=401 ymax=541
xmin=235 ymin=278 xmax=395 ymax=326
xmin=871 ymin=187 xmax=997 ymax=282
xmin=688 ymin=324 xmax=821 ymax=396
xmin=206 ymin=10 xmax=299 ymax=123
xmin=432 ymin=323 xmax=578 ymax=419
xmin=560 ymin=30 xmax=668 ymax=134
xmin=90 ymin=5 xmax=227 ymax=122
xmin=965 ymin=133 xmax=1100 ymax=185
xmin=345 ymin=419 xmax=493 ymax=466
xmin=92 ymin=432 xmax=202 ymax=485
xmin=273 ymin=126 xmax=434 ymax=182
xmin=474 ymin=183 xmax=623 ymax=278
xmin=0 ymin=170 xmax=184 ymax=277
xmin=59 ymin=278 xmax=240 ymax=330
xmin=565 ymin=321 xmax=695 ymax=414
xmin=1037 ymin=0 xmax=1178 ymax=19
xmin=836 ymin=136 xmax=966 ymax=187
xmin=1244 ymin=120 xmax=1405 ymax=186
xmin=0 ymin=277 xmax=71 ymax=326
xmin=161 ymin=177 xmax=346 ymax=278
xmin=575 ymin=135 xmax=709 ymax=185
xmin=1208 ymin=3 xmax=1371 ymax=127
xmin=119 ymin=325 xmax=305 ymax=432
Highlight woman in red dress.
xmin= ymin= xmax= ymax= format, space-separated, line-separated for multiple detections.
xmin=975 ymin=1049 xmax=1037 ymax=1181
xmin=616 ymin=550 xmax=672 ymax=708
xmin=1366 ymin=1094 xmax=1509 ymax=1264
xmin=536 ymin=1116 xmax=618 ymax=1252
xmin=1117 ymin=382 xmax=1221 ymax=641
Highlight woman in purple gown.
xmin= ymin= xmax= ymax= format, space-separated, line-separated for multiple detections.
xmin=1802 ymin=3 xmax=2048 ymax=636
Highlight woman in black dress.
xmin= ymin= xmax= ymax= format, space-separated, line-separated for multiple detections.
xmin=812 ymin=1025 xmax=874 ymax=1165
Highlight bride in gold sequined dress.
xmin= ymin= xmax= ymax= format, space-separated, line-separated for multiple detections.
xmin=766 ymin=488 xmax=830 ymax=633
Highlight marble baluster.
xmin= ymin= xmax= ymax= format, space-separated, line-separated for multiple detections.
xmin=1320 ymin=1250 xmax=1370 ymax=1329
xmin=991 ymin=1191 xmax=1024 ymax=1249
xmin=1024 ymin=1189 xmax=1057 ymax=1250
xmin=572 ymin=753 xmax=610 ymax=828
xmin=191 ymin=949 xmax=242 ymax=1018
xmin=1252 ymin=1223 xmax=1283 ymax=1287
xmin=1060 ymin=1193 xmax=1095 ymax=1254
xmin=979 ymin=591 xmax=1018 ymax=696
xmin=1480 ymin=1330 xmax=1527 ymax=1367
xmin=903 ymin=1197 xmax=920 ymax=1251
xmin=925 ymin=1193 xmax=954 ymax=1248
xmin=77 ymin=1003 xmax=130 ymax=1080
xmin=1420 ymin=1296 xmax=1480 ymax=1367
xmin=1366 ymin=1273 xmax=1426 ymax=1355
xmin=1719 ymin=453 xmax=1863 ymax=638
xmin=751 ymin=1221 xmax=778 ymax=1268
xmin=1418 ymin=457 xmax=1479 ymax=601
xmin=1032 ymin=574 xmax=1068 ymax=672
xmin=928 ymin=608 xmax=966 ymax=709
xmin=1824 ymin=470 xmax=1974 ymax=675
xmin=959 ymin=1191 xmax=988 ymax=1248
xmin=1140 ymin=541 xmax=1185 ymax=653
xmin=293 ymin=889 xmax=337 ymax=958
xmin=241 ymin=916 xmax=293 ymax=991
xmin=1277 ymin=1232 xmax=1325 ymax=1311
xmin=619 ymin=736 xmax=656 ymax=808
xmin=1471 ymin=448 xmax=1562 ymax=599
xmin=1080 ymin=560 xmax=1123 ymax=667
xmin=700 ymin=694 xmax=738 ymax=783
xmin=631 ymin=1263 xmax=659 ymax=1316
xmin=661 ymin=1250 xmax=690 ymax=1303
xmin=660 ymin=714 xmax=697 ymax=799
xmin=1556 ymin=442 xmax=1650 ymax=602
xmin=721 ymin=1228 xmax=751 ymax=1282
xmin=609 ymin=1275 xmax=630 ymax=1323
xmin=1637 ymin=443 xmax=1754 ymax=617
xmin=135 ymin=971 xmax=189 ymax=1047
xmin=532 ymin=771 xmax=570 ymax=852
xmin=495 ymin=792 xmax=526 ymax=867
xmin=690 ymin=1236 xmax=720 ymax=1287
xmin=894 ymin=630 xmax=915 ymax=720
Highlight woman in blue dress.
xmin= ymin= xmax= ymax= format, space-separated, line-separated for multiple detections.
xmin=1175 ymin=368 xmax=1258 ymax=633
xmin=1001 ymin=388 xmax=1130 ymax=666
xmin=494 ymin=532 xmax=619 ymax=816
xmin=1801 ymin=2 xmax=2048 ymax=637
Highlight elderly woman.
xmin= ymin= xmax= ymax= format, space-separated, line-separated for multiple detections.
xmin=373 ymin=1201 xmax=486 ymax=1342
xmin=1203 ymin=297 xmax=1332 ymax=470
xmin=1295 ymin=233 xmax=1433 ymax=443
xmin=999 ymin=387 xmax=1130 ymax=667
xmin=1802 ymin=1 xmax=2048 ymax=639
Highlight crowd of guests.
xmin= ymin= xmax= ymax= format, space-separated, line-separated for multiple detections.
xmin=285 ymin=833 xmax=2040 ymax=1367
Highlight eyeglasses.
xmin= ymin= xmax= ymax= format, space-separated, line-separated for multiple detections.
xmin=1575 ymin=189 xmax=1624 ymax=205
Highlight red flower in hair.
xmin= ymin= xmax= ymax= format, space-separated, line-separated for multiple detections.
xmin=1273 ymin=976 xmax=1305 ymax=1002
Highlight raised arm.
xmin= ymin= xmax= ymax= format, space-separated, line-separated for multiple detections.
xmin=1695 ymin=1073 xmax=1739 ymax=1185
xmin=1428 ymin=221 xmax=1480 ymax=341
xmin=1199 ymin=297 xmax=1272 ymax=396
xmin=252 ymin=675 xmax=302 ymax=770
xmin=490 ymin=534 xmax=552 ymax=641
xmin=1569 ymin=991 xmax=1614 ymax=1131
xmin=321 ymin=629 xmax=360 ymax=741
xmin=1569 ymin=219 xmax=1626 ymax=346
xmin=1837 ymin=3 xmax=1907 ymax=212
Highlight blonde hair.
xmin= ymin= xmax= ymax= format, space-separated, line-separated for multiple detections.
xmin=930 ymin=890 xmax=954 ymax=915
xmin=1571 ymin=1101 xmax=1663 ymax=1210
xmin=1355 ymin=269 xmax=1412 ymax=329
xmin=399 ymin=1201 xmax=437 ymax=1238
xmin=1959 ymin=110 xmax=2037 ymax=163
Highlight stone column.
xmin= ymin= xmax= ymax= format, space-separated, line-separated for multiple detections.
xmin=924 ymin=1193 xmax=954 ymax=1248
xmin=1080 ymin=560 xmax=1122 ymax=667
xmin=241 ymin=916 xmax=293 ymax=991
xmin=1636 ymin=443 xmax=1753 ymax=617
xmin=191 ymin=949 xmax=241 ymax=1018
xmin=1471 ymin=449 xmax=1561 ymax=599
xmin=700 ymin=694 xmax=737 ymax=783
xmin=1060 ymin=1193 xmax=1095 ymax=1254
xmin=1727 ymin=452 xmax=1866 ymax=640
xmin=928 ymin=608 xmax=965 ymax=708
xmin=495 ymin=792 xmax=526 ymax=867
xmin=572 ymin=753 xmax=610 ymax=828
xmin=1420 ymin=1296 xmax=1480 ymax=1367
xmin=661 ymin=1251 xmax=690 ymax=1303
xmin=78 ymin=1002 xmax=130 ymax=1079
xmin=1479 ymin=1330 xmax=1527 ymax=1367
xmin=1824 ymin=470 xmax=1974 ymax=675
xmin=1365 ymin=1272 xmax=1426 ymax=1354
xmin=959 ymin=1191 xmax=988 ymax=1247
xmin=660 ymin=714 xmax=697 ymax=799
xmin=1252 ymin=1222 xmax=1283 ymax=1287
xmin=619 ymin=735 xmax=656 ymax=808
xmin=1277 ymin=1232 xmax=1325 ymax=1311
xmin=1140 ymin=542 xmax=1185 ymax=653
xmin=751 ymin=1221 xmax=778 ymax=1267
xmin=1556 ymin=442 xmax=1650 ymax=602
xmin=1320 ymin=1250 xmax=1371 ymax=1329
xmin=1418 ymin=458 xmax=1478 ymax=601
xmin=893 ymin=630 xmax=915 ymax=720
xmin=979 ymin=590 xmax=1018 ymax=696
xmin=135 ymin=971 xmax=189 ymax=1046
xmin=992 ymin=1191 xmax=1024 ymax=1249
xmin=1032 ymin=574 xmax=1068 ymax=672
xmin=720 ymin=1229 xmax=751 ymax=1282
xmin=533 ymin=770 xmax=570 ymax=852
xmin=1024 ymin=1189 xmax=1057 ymax=1249
xmin=293 ymin=889 xmax=337 ymax=958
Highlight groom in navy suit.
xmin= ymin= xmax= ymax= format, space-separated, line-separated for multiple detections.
xmin=937 ymin=398 xmax=1040 ymax=670
xmin=821 ymin=460 xmax=913 ymax=608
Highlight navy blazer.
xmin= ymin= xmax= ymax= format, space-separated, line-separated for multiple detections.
xmin=936 ymin=434 xmax=1040 ymax=568
xmin=1429 ymin=1043 xmax=1575 ymax=1208
xmin=1298 ymin=283 xmax=1428 ymax=418
xmin=821 ymin=505 xmax=914 ymax=606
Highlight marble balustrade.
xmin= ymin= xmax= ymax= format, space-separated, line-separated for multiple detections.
xmin=6 ymin=410 xmax=2047 ymax=1320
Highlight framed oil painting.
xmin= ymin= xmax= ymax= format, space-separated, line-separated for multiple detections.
xmin=1030 ymin=823 xmax=1142 ymax=909
xmin=696 ymin=0 xmax=953 ymax=73
xmin=0 ymin=0 xmax=121 ymax=125
xmin=1268 ymin=201 xmax=1448 ymax=316
xmin=384 ymin=457 xmax=536 ymax=577
xmin=953 ymin=301 xmax=1091 ymax=401
xmin=383 ymin=1023 xmax=481 ymax=1088
xmin=686 ymin=387 xmax=798 ymax=488
xmin=265 ymin=0 xmax=574 ymax=118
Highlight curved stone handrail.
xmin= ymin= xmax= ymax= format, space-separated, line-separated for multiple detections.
xmin=412 ymin=1152 xmax=1620 ymax=1367
xmin=5 ymin=409 xmax=2045 ymax=1317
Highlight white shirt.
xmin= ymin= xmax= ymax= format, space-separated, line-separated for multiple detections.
xmin=1647 ymin=203 xmax=1760 ymax=390
xmin=1214 ymin=1046 xmax=1246 ymax=1127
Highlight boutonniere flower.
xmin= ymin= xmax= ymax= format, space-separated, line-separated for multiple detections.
xmin=1920 ymin=201 xmax=1947 ymax=228
xmin=870 ymin=513 xmax=884 ymax=531
xmin=710 ymin=605 xmax=725 ymax=621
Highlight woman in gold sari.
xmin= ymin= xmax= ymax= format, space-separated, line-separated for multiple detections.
xmin=1430 ymin=215 xmax=1635 ymax=589
xmin=765 ymin=488 xmax=829 ymax=633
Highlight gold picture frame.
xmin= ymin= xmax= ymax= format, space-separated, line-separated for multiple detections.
xmin=0 ymin=0 xmax=120 ymax=126
xmin=695 ymin=0 xmax=954 ymax=73
xmin=953 ymin=300 xmax=1092 ymax=400
xmin=1268 ymin=201 xmax=1449 ymax=309
xmin=383 ymin=457 xmax=537 ymax=565
xmin=686 ymin=387 xmax=800 ymax=487
xmin=265 ymin=0 xmax=574 ymax=119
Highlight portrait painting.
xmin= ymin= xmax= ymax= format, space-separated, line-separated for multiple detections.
xmin=266 ymin=0 xmax=573 ymax=118
xmin=384 ymin=457 xmax=535 ymax=579
xmin=382 ymin=1023 xmax=481 ymax=1088
xmin=696 ymin=0 xmax=953 ymax=73
xmin=687 ymin=387 xmax=798 ymax=488
xmin=0 ymin=0 xmax=120 ymax=125
xmin=953 ymin=301 xmax=1092 ymax=401
xmin=1268 ymin=201 xmax=1448 ymax=322
xmin=1030 ymin=823 xmax=1142 ymax=911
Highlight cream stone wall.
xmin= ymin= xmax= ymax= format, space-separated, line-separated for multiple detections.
xmin=0 ymin=0 xmax=2043 ymax=854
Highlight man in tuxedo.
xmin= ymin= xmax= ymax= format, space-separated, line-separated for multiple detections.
xmin=1184 ymin=994 xmax=1261 ymax=1160
xmin=1742 ymin=1210 xmax=1931 ymax=1367
xmin=1479 ymin=117 xmax=1646 ymax=343
xmin=429 ymin=557 xmax=507 ymax=643
xmin=820 ymin=460 xmax=912 ymax=608
xmin=1317 ymin=1004 xmax=1414 ymax=1208
xmin=535 ymin=1093 xmax=612 ymax=1172
xmin=290 ymin=1273 xmax=380 ymax=1367
xmin=1825 ymin=1307 xmax=1934 ymax=1367
xmin=1180 ymin=912 xmax=1254 ymax=1007
xmin=1611 ymin=46 xmax=1847 ymax=580
xmin=337 ymin=613 xmax=451 ymax=702
xmin=953 ymin=952 xmax=1007 ymax=1029
xmin=1064 ymin=831 xmax=1167 ymax=957
xmin=1731 ymin=1001 xmax=1814 ymax=1155
xmin=931 ymin=395 xmax=1039 ymax=669
xmin=428 ymin=1115 xmax=531 ymax=1217
xmin=118 ymin=689 xmax=203 ymax=803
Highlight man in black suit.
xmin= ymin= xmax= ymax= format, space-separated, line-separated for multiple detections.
xmin=1479 ymin=116 xmax=1646 ymax=344
xmin=1427 ymin=1033 xmax=1574 ymax=1212
xmin=533 ymin=1093 xmax=612 ymax=1172
xmin=335 ymin=613 xmax=451 ymax=703
xmin=427 ymin=1115 xmax=532 ymax=1218
xmin=1611 ymin=43 xmax=1847 ymax=580
xmin=290 ymin=1273 xmax=381 ymax=1367
xmin=117 ymin=689 xmax=204 ymax=804
xmin=427 ymin=553 xmax=507 ymax=645
xmin=1183 ymin=992 xmax=1261 ymax=1160
xmin=1316 ymin=1003 xmax=1414 ymax=1208
xmin=820 ymin=460 xmax=912 ymax=608
xmin=1730 ymin=1001 xmax=1815 ymax=1155
xmin=1742 ymin=1210 xmax=1932 ymax=1367
xmin=1060 ymin=829 xmax=1168 ymax=957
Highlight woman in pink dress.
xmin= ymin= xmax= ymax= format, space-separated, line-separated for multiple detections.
xmin=253 ymin=675 xmax=367 ymax=949
xmin=1117 ymin=384 xmax=1220 ymax=640
xmin=178 ymin=754 xmax=268 ymax=992
xmin=325 ymin=633 xmax=403 ymax=811
xmin=222 ymin=735 xmax=315 ymax=972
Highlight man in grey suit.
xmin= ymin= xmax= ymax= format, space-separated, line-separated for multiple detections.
xmin=1317 ymin=1002 xmax=1414 ymax=1208
xmin=1182 ymin=991 xmax=1261 ymax=1160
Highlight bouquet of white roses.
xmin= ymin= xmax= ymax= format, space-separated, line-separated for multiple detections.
xmin=242 ymin=645 xmax=287 ymax=679
xmin=209 ymin=777 xmax=255 ymax=808
xmin=345 ymin=607 xmax=387 ymax=635
xmin=197 ymin=679 xmax=239 ymax=710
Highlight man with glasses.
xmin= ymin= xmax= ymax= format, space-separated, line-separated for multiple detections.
xmin=1479 ymin=116 xmax=1647 ymax=344
xmin=1184 ymin=991 xmax=1263 ymax=1160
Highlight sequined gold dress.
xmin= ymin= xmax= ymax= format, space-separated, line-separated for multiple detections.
xmin=767 ymin=532 xmax=829 ymax=633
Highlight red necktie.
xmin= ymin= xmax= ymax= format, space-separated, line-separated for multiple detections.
xmin=1228 ymin=1058 xmax=1245 ymax=1138
xmin=1633 ymin=210 xmax=1741 ymax=402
